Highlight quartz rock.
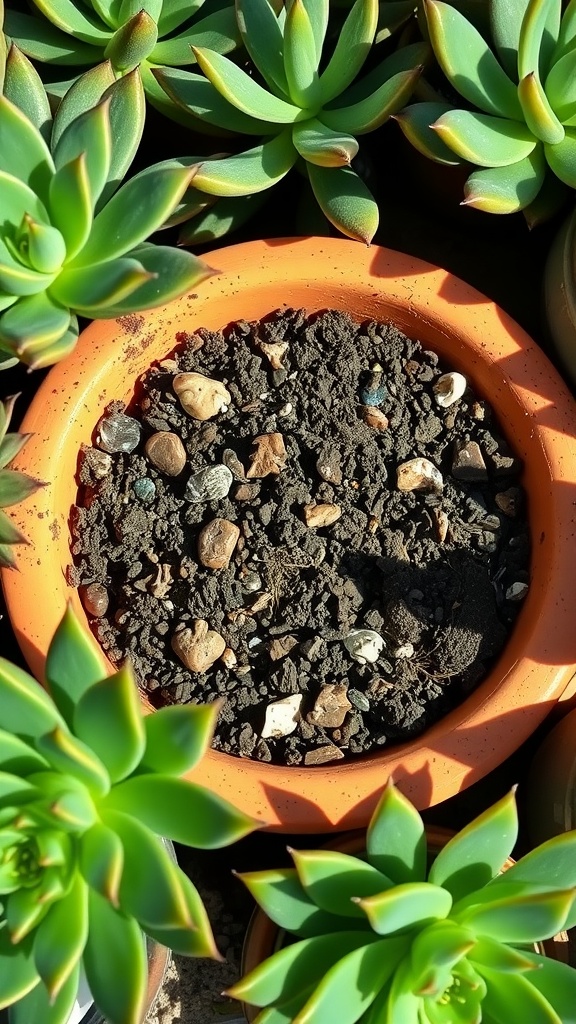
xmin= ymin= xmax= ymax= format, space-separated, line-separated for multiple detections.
xmin=246 ymin=433 xmax=287 ymax=478
xmin=303 ymin=503 xmax=342 ymax=528
xmin=433 ymin=372 xmax=467 ymax=408
xmin=344 ymin=628 xmax=385 ymax=664
xmin=185 ymin=465 xmax=233 ymax=503
xmin=304 ymin=743 xmax=345 ymax=765
xmin=307 ymin=683 xmax=351 ymax=728
xmin=97 ymin=412 xmax=141 ymax=453
xmin=452 ymin=441 xmax=488 ymax=482
xmin=261 ymin=694 xmax=302 ymax=739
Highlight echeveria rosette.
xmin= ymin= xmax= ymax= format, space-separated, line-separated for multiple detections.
xmin=4 ymin=0 xmax=240 ymax=123
xmin=0 ymin=46 xmax=214 ymax=370
xmin=396 ymin=0 xmax=576 ymax=219
xmin=154 ymin=0 xmax=427 ymax=243
xmin=0 ymin=606 xmax=257 ymax=1024
xmin=0 ymin=395 xmax=45 ymax=569
xmin=228 ymin=783 xmax=576 ymax=1024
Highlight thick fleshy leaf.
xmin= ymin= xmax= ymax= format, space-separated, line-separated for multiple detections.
xmin=463 ymin=147 xmax=546 ymax=211
xmin=428 ymin=789 xmax=519 ymax=901
xmin=105 ymin=809 xmax=193 ymax=929
xmin=177 ymin=192 xmax=267 ymax=245
xmin=523 ymin=170 xmax=569 ymax=226
xmin=9 ymin=962 xmax=80 ymax=1024
xmin=0 ymin=172 xmax=49 ymax=232
xmin=490 ymin=0 xmax=533 ymax=78
xmin=104 ymin=10 xmax=158 ymax=70
xmin=152 ymin=67 xmax=279 ymax=134
xmin=519 ymin=71 xmax=565 ymax=144
xmin=7 ymin=886 xmax=52 ymax=945
xmin=0 ymin=659 xmax=64 ymax=737
xmin=393 ymin=102 xmax=466 ymax=165
xmin=319 ymin=0 xmax=378 ymax=104
xmin=545 ymin=129 xmax=576 ymax=186
xmin=468 ymin=935 xmax=541 ymax=972
xmin=302 ymin=0 xmax=329 ymax=62
xmin=35 ymin=727 xmax=110 ymax=797
xmin=4 ymin=10 xmax=104 ymax=65
xmin=0 ymin=771 xmax=40 ymax=807
xmin=22 ymin=220 xmax=66 ymax=275
xmin=53 ymin=98 xmax=112 ymax=208
xmin=73 ymin=663 xmax=145 ymax=783
xmin=150 ymin=5 xmax=240 ymax=66
xmin=235 ymin=0 xmax=289 ymax=96
xmin=0 ymin=254 xmax=54 ymax=300
xmin=432 ymin=110 xmax=537 ymax=165
xmin=0 ymin=930 xmax=39 ymax=1010
xmin=424 ymin=0 xmax=523 ymax=119
xmin=157 ymin=0 xmax=207 ymax=36
xmin=103 ymin=775 xmax=257 ymax=846
xmin=0 ymin=469 xmax=44 ymax=508
xmin=83 ymin=889 xmax=147 ymax=1024
xmin=488 ymin=830 xmax=576 ymax=892
xmin=24 ymin=319 xmax=79 ymax=371
xmin=3 ymin=44 xmax=52 ymax=144
xmin=385 ymin=959 xmax=421 ymax=1024
xmin=48 ymin=154 xmax=93 ymax=261
xmin=307 ymin=163 xmax=379 ymax=242
xmin=477 ymin=963 xmax=562 ymax=1024
xmin=34 ymin=873 xmax=88 ymax=999
xmin=99 ymin=68 xmax=146 ymax=205
xmin=193 ymin=46 xmax=303 ymax=122
xmin=227 ymin=931 xmax=379 ymax=1005
xmin=140 ymin=701 xmax=219 ymax=775
xmin=0 ymin=730 xmax=48 ymax=775
xmin=283 ymin=0 xmax=321 ymax=109
xmin=545 ymin=50 xmax=576 ymax=124
xmin=409 ymin=920 xmax=475 ymax=993
xmin=514 ymin=951 xmax=576 ymax=1023
xmin=26 ymin=771 xmax=98 ymax=832
xmin=192 ymin=131 xmax=297 ymax=195
xmin=52 ymin=258 xmax=154 ymax=313
xmin=0 ymin=427 xmax=30 ymax=468
xmin=358 ymin=882 xmax=452 ymax=936
xmin=45 ymin=605 xmax=107 ymax=726
xmin=0 ymin=510 xmax=28 ymax=557
xmin=290 ymin=848 xmax=392 ymax=918
xmin=334 ymin=40 xmax=430 ymax=106
xmin=553 ymin=0 xmax=576 ymax=62
xmin=518 ymin=0 xmax=561 ymax=79
xmin=456 ymin=887 xmax=576 ymax=941
xmin=80 ymin=822 xmax=124 ymax=905
xmin=30 ymin=0 xmax=111 ymax=45
xmin=293 ymin=119 xmax=358 ymax=166
xmin=321 ymin=67 xmax=422 ymax=135
xmin=366 ymin=781 xmax=426 ymax=884
xmin=238 ymin=867 xmax=370 ymax=937
xmin=0 ymin=96 xmax=53 ymax=206
xmin=51 ymin=61 xmax=116 ymax=150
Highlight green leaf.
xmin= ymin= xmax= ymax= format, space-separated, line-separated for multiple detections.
xmin=68 ymin=163 xmax=194 ymax=267
xmin=45 ymin=605 xmax=107 ymax=727
xmin=384 ymin=959 xmax=421 ymax=1024
xmin=80 ymin=821 xmax=124 ymax=905
xmin=177 ymin=192 xmax=268 ymax=245
xmin=235 ymin=0 xmax=289 ymax=96
xmin=0 ymin=930 xmax=39 ymax=1010
xmin=228 ymin=931 xmax=379 ymax=1006
xmin=410 ymin=920 xmax=476 ymax=993
xmin=103 ymin=775 xmax=257 ymax=846
xmin=518 ymin=71 xmax=565 ymax=143
xmin=3 ymin=45 xmax=52 ymax=144
xmin=140 ymin=701 xmax=219 ymax=775
xmin=393 ymin=102 xmax=465 ymax=165
xmin=73 ymin=662 xmax=145 ymax=783
xmin=0 ymin=659 xmax=65 ymax=737
xmin=0 ymin=252 xmax=54 ymax=299
xmin=319 ymin=0 xmax=378 ymax=104
xmin=283 ymin=0 xmax=321 ymax=109
xmin=0 ymin=730 xmax=48 ymax=775
xmin=488 ymin=830 xmax=576 ymax=893
xmin=464 ymin=147 xmax=546 ymax=210
xmin=104 ymin=10 xmax=158 ymax=70
xmin=152 ymin=66 xmax=278 ymax=134
xmin=518 ymin=0 xmax=561 ymax=79
xmin=22 ymin=318 xmax=79 ymax=371
xmin=48 ymin=154 xmax=94 ymax=261
xmin=366 ymin=781 xmax=427 ymax=884
xmin=157 ymin=0 xmax=206 ymax=35
xmin=293 ymin=119 xmax=358 ymax=166
xmin=513 ymin=951 xmax=576 ymax=1023
xmin=238 ymin=867 xmax=368 ymax=937
xmin=150 ymin=5 xmax=240 ymax=66
xmin=490 ymin=0 xmax=531 ymax=78
xmin=0 ymin=469 xmax=44 ymax=508
xmin=30 ymin=0 xmax=112 ymax=46
xmin=84 ymin=242 xmax=216 ymax=315
xmin=424 ymin=0 xmax=523 ymax=119
xmin=27 ymin=771 xmax=98 ymax=832
xmin=83 ymin=889 xmax=147 ymax=1024
xmin=51 ymin=61 xmax=116 ymax=150
xmin=457 ymin=887 xmax=576 ymax=942
xmin=35 ymin=727 xmax=110 ymax=797
xmin=290 ymin=848 xmax=393 ymax=918
xmin=0 ymin=510 xmax=28 ymax=556
xmin=468 ymin=935 xmax=542 ymax=972
xmin=545 ymin=129 xmax=576 ymax=186
xmin=321 ymin=67 xmax=422 ymax=135
xmin=553 ymin=0 xmax=576 ymax=62
xmin=99 ymin=68 xmax=146 ymax=206
xmin=52 ymin=257 xmax=154 ymax=314
xmin=143 ymin=870 xmax=220 ymax=959
xmin=192 ymin=131 xmax=297 ymax=195
xmin=7 ymin=886 xmax=52 ymax=945
xmin=432 ymin=109 xmax=537 ymax=165
xmin=358 ymin=882 xmax=452 ymax=936
xmin=53 ymin=98 xmax=112 ymax=209
xmin=193 ymin=46 xmax=303 ymax=122
xmin=0 ymin=293 xmax=71 ymax=363
xmin=4 ymin=10 xmax=104 ymax=65
xmin=307 ymin=163 xmax=379 ymax=242
xmin=0 ymin=427 xmax=28 ymax=468
xmin=302 ymin=0 xmax=329 ymax=63
xmin=545 ymin=50 xmax=576 ymax=124
xmin=9 ymin=963 xmax=79 ymax=1024
xmin=523 ymin=169 xmax=568 ymax=225
xmin=477 ymin=964 xmax=563 ymax=1024
xmin=0 ymin=771 xmax=40 ymax=808
xmin=22 ymin=220 xmax=66 ymax=275
xmin=34 ymin=873 xmax=88 ymax=1000
xmin=0 ymin=171 xmax=50 ymax=234
xmin=428 ymin=790 xmax=519 ymax=901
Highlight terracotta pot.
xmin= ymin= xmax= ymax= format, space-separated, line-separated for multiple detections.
xmin=240 ymin=826 xmax=571 ymax=1023
xmin=526 ymin=707 xmax=576 ymax=846
xmin=543 ymin=205 xmax=576 ymax=387
xmin=3 ymin=237 xmax=576 ymax=833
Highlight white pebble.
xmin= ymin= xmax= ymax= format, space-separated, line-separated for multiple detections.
xmin=433 ymin=372 xmax=467 ymax=408
xmin=344 ymin=629 xmax=385 ymax=665
xmin=397 ymin=457 xmax=443 ymax=494
xmin=505 ymin=582 xmax=529 ymax=602
xmin=392 ymin=642 xmax=414 ymax=659
xmin=261 ymin=694 xmax=302 ymax=739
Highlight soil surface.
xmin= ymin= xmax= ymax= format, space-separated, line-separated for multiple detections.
xmin=69 ymin=308 xmax=529 ymax=766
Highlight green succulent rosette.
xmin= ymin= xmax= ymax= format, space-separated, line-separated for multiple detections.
xmin=154 ymin=0 xmax=427 ymax=243
xmin=0 ymin=606 xmax=257 ymax=1024
xmin=229 ymin=783 xmax=576 ymax=1024
xmin=396 ymin=0 xmax=576 ymax=220
xmin=0 ymin=395 xmax=44 ymax=569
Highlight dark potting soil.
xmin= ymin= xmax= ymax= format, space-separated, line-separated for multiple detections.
xmin=69 ymin=309 xmax=530 ymax=766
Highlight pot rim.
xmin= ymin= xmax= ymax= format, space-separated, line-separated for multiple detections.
xmin=3 ymin=236 xmax=576 ymax=832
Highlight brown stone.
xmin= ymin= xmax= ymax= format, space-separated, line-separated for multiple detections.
xmin=495 ymin=487 xmax=521 ymax=517
xmin=198 ymin=518 xmax=240 ymax=570
xmin=145 ymin=431 xmax=186 ymax=476
xmin=359 ymin=406 xmax=389 ymax=431
xmin=432 ymin=508 xmax=449 ymax=543
xmin=304 ymin=743 xmax=345 ymax=766
xmin=451 ymin=441 xmax=488 ymax=482
xmin=315 ymin=450 xmax=343 ymax=485
xmin=254 ymin=337 xmax=288 ymax=369
xmin=234 ymin=483 xmax=260 ymax=501
xmin=80 ymin=582 xmax=108 ymax=617
xmin=269 ymin=636 xmax=298 ymax=661
xmin=397 ymin=457 xmax=443 ymax=494
xmin=246 ymin=433 xmax=287 ymax=478
xmin=220 ymin=647 xmax=238 ymax=669
xmin=173 ymin=372 xmax=231 ymax=420
xmin=307 ymin=683 xmax=352 ymax=729
xmin=303 ymin=503 xmax=342 ymax=528
xmin=171 ymin=620 xmax=226 ymax=673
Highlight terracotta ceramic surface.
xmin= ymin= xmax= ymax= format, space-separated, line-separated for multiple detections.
xmin=4 ymin=238 xmax=576 ymax=832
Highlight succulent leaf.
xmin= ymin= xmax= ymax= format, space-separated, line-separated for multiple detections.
xmin=142 ymin=872 xmax=221 ymax=959
xmin=468 ymin=934 xmax=541 ymax=973
xmin=307 ymin=162 xmax=379 ymax=242
xmin=83 ymin=889 xmax=147 ymax=1024
xmin=518 ymin=0 xmax=561 ymax=79
xmin=150 ymin=5 xmax=240 ymax=66
xmin=52 ymin=97 xmax=112 ymax=208
xmin=283 ymin=0 xmax=321 ymax=109
xmin=48 ymin=154 xmax=94 ymax=261
xmin=0 ymin=469 xmax=44 ymax=508
xmin=512 ymin=951 xmax=576 ymax=1023
xmin=393 ymin=103 xmax=465 ymax=165
xmin=191 ymin=132 xmax=297 ymax=196
xmin=153 ymin=67 xmax=279 ymax=133
xmin=84 ymin=243 xmax=216 ymax=316
xmin=409 ymin=920 xmax=475 ymax=993
xmin=545 ymin=129 xmax=576 ymax=186
xmin=8 ymin=963 xmax=79 ymax=1024
xmin=50 ymin=61 xmax=116 ymax=150
xmin=463 ymin=147 xmax=546 ymax=210
xmin=235 ymin=0 xmax=289 ymax=96
xmin=104 ymin=10 xmax=158 ymax=70
xmin=176 ymin=192 xmax=268 ymax=245
xmin=33 ymin=872 xmax=88 ymax=999
xmin=553 ymin=0 xmax=576 ymax=62
xmin=0 ymin=731 xmax=48 ymax=776
xmin=357 ymin=882 xmax=453 ymax=936
xmin=45 ymin=604 xmax=107 ymax=727
xmin=476 ymin=963 xmax=563 ymax=1024
xmin=289 ymin=848 xmax=393 ymax=918
xmin=30 ymin=0 xmax=112 ymax=46
xmin=237 ymin=867 xmax=368 ymax=937
xmin=0 ymin=660 xmax=65 ymax=738
xmin=456 ymin=887 xmax=576 ymax=942
xmin=139 ymin=701 xmax=219 ymax=775
xmin=51 ymin=258 xmax=154 ymax=314
xmin=73 ymin=663 xmax=145 ymax=783
xmin=193 ymin=46 xmax=303 ymax=123
xmin=157 ymin=0 xmax=207 ymax=35
xmin=0 ymin=930 xmax=39 ymax=1010
xmin=366 ymin=780 xmax=427 ymax=884
xmin=432 ymin=110 xmax=537 ymax=165
xmin=319 ymin=0 xmax=378 ymax=105
xmin=79 ymin=822 xmax=124 ymax=905
xmin=518 ymin=71 xmax=565 ymax=143
xmin=0 ymin=69 xmax=53 ymax=185
xmin=293 ymin=120 xmax=358 ymax=167
xmin=35 ymin=728 xmax=110 ymax=798
xmin=7 ymin=886 xmax=52 ymax=946
xmin=490 ymin=0 xmax=532 ymax=78
xmin=321 ymin=67 xmax=422 ymax=135
xmin=4 ymin=10 xmax=104 ymax=65
xmin=301 ymin=0 xmax=329 ymax=62
xmin=488 ymin=829 xmax=576 ymax=892
xmin=545 ymin=50 xmax=576 ymax=124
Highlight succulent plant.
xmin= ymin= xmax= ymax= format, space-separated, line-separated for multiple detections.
xmin=396 ymin=0 xmax=576 ymax=217
xmin=0 ymin=44 xmax=214 ymax=370
xmin=229 ymin=782 xmax=576 ymax=1024
xmin=0 ymin=395 xmax=44 ymax=569
xmin=4 ymin=0 xmax=239 ymax=122
xmin=154 ymin=0 xmax=427 ymax=243
xmin=0 ymin=605 xmax=257 ymax=1024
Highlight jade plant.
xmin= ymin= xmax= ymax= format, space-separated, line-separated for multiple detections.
xmin=0 ymin=44 xmax=213 ymax=370
xmin=229 ymin=782 xmax=576 ymax=1023
xmin=396 ymin=0 xmax=576 ymax=218
xmin=0 ymin=395 xmax=44 ymax=569
xmin=0 ymin=605 xmax=256 ymax=1024
xmin=4 ymin=0 xmax=239 ymax=120
xmin=155 ymin=0 xmax=427 ymax=243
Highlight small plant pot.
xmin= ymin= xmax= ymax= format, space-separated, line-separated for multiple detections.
xmin=3 ymin=238 xmax=576 ymax=832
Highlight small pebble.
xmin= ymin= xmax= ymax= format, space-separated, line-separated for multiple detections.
xmin=344 ymin=628 xmax=385 ymax=665
xmin=97 ymin=412 xmax=141 ymax=454
xmin=495 ymin=488 xmax=521 ymax=517
xmin=506 ymin=582 xmax=529 ymax=602
xmin=392 ymin=642 xmax=414 ymax=659
xmin=304 ymin=743 xmax=345 ymax=766
xmin=316 ymin=451 xmax=342 ymax=485
xmin=307 ymin=683 xmax=352 ymax=729
xmin=171 ymin=620 xmax=226 ymax=673
xmin=145 ymin=431 xmax=186 ymax=476
xmin=133 ymin=478 xmax=156 ymax=503
xmin=82 ymin=447 xmax=112 ymax=479
xmin=173 ymin=372 xmax=231 ymax=420
xmin=242 ymin=572 xmax=262 ymax=593
xmin=254 ymin=337 xmax=288 ymax=369
xmin=185 ymin=465 xmax=233 ymax=503
xmin=397 ymin=457 xmax=443 ymax=494
xmin=246 ymin=433 xmax=287 ymax=478
xmin=452 ymin=441 xmax=488 ymax=482
xmin=359 ymin=406 xmax=389 ymax=431
xmin=433 ymin=371 xmax=467 ymax=408
xmin=302 ymin=503 xmax=342 ymax=528
xmin=234 ymin=483 xmax=260 ymax=501
xmin=220 ymin=647 xmax=237 ymax=669
xmin=348 ymin=687 xmax=370 ymax=712
xmin=278 ymin=403 xmax=293 ymax=417
xmin=198 ymin=518 xmax=240 ymax=570
xmin=432 ymin=508 xmax=449 ymax=543
xmin=360 ymin=364 xmax=386 ymax=406
xmin=222 ymin=448 xmax=247 ymax=481
xmin=80 ymin=582 xmax=109 ymax=617
xmin=261 ymin=694 xmax=302 ymax=739
xmin=269 ymin=636 xmax=298 ymax=661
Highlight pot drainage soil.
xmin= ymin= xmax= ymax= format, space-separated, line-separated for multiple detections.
xmin=69 ymin=308 xmax=529 ymax=766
